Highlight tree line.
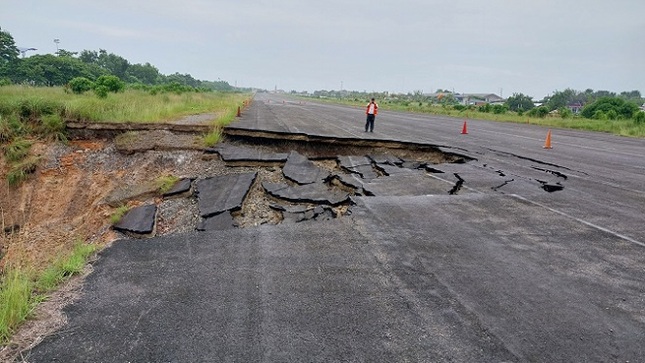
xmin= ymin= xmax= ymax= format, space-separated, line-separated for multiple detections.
xmin=0 ymin=27 xmax=234 ymax=92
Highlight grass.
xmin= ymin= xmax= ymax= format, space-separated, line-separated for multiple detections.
xmin=155 ymin=175 xmax=180 ymax=194
xmin=203 ymin=127 xmax=223 ymax=147
xmin=35 ymin=243 xmax=97 ymax=292
xmin=109 ymin=205 xmax=130 ymax=225
xmin=0 ymin=85 xmax=250 ymax=123
xmin=2 ymin=138 xmax=32 ymax=162
xmin=0 ymin=242 xmax=97 ymax=343
xmin=0 ymin=85 xmax=250 ymax=185
xmin=7 ymin=156 xmax=40 ymax=187
xmin=0 ymin=269 xmax=32 ymax=342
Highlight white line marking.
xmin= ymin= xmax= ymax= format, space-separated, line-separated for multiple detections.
xmin=510 ymin=194 xmax=645 ymax=247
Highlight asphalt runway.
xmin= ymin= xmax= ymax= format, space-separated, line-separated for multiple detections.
xmin=27 ymin=94 xmax=645 ymax=362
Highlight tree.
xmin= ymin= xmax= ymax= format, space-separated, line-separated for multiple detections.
xmin=15 ymin=54 xmax=106 ymax=86
xmin=94 ymin=75 xmax=125 ymax=93
xmin=581 ymin=97 xmax=639 ymax=120
xmin=505 ymin=93 xmax=535 ymax=112
xmin=0 ymin=27 xmax=20 ymax=79
xmin=68 ymin=77 xmax=94 ymax=94
xmin=125 ymin=62 xmax=161 ymax=85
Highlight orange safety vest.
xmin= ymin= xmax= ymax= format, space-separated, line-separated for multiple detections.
xmin=366 ymin=102 xmax=378 ymax=115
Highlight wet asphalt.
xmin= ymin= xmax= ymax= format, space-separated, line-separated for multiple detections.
xmin=26 ymin=94 xmax=645 ymax=362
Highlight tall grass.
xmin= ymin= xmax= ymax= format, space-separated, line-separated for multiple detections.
xmin=0 ymin=242 xmax=97 ymax=343
xmin=0 ymin=85 xmax=250 ymax=123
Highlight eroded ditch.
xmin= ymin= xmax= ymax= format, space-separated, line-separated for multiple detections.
xmin=108 ymin=129 xmax=472 ymax=238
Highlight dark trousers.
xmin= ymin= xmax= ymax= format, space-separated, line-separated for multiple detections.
xmin=365 ymin=114 xmax=375 ymax=132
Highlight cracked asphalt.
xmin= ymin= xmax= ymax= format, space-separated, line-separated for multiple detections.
xmin=26 ymin=94 xmax=645 ymax=362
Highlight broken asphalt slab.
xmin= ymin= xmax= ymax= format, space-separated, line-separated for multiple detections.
xmin=263 ymin=182 xmax=350 ymax=205
xmin=207 ymin=144 xmax=289 ymax=164
xmin=195 ymin=172 xmax=257 ymax=218
xmin=163 ymin=178 xmax=193 ymax=198
xmin=282 ymin=151 xmax=330 ymax=185
xmin=112 ymin=204 xmax=157 ymax=235
xmin=196 ymin=212 xmax=237 ymax=231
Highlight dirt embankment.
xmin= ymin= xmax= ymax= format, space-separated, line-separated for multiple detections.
xmin=0 ymin=138 xmax=221 ymax=271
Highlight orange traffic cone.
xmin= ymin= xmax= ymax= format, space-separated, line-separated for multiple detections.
xmin=236 ymin=106 xmax=241 ymax=117
xmin=543 ymin=130 xmax=552 ymax=149
xmin=461 ymin=121 xmax=468 ymax=134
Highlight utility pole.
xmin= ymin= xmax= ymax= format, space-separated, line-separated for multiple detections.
xmin=53 ymin=38 xmax=60 ymax=53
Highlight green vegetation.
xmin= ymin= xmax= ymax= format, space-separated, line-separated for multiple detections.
xmin=0 ymin=242 xmax=97 ymax=343
xmin=156 ymin=175 xmax=180 ymax=194
xmin=203 ymin=128 xmax=223 ymax=147
xmin=35 ymin=243 xmax=97 ymax=292
xmin=109 ymin=205 xmax=130 ymax=225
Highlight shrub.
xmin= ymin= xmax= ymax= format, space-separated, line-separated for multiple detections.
xmin=528 ymin=106 xmax=549 ymax=118
xmin=558 ymin=107 xmax=573 ymax=119
xmin=94 ymin=85 xmax=109 ymax=99
xmin=606 ymin=109 xmax=618 ymax=120
xmin=68 ymin=77 xmax=94 ymax=94
xmin=593 ymin=110 xmax=607 ymax=120
xmin=94 ymin=75 xmax=125 ymax=93
xmin=634 ymin=111 xmax=645 ymax=124
xmin=453 ymin=104 xmax=467 ymax=111
xmin=478 ymin=104 xmax=492 ymax=113
xmin=492 ymin=104 xmax=507 ymax=114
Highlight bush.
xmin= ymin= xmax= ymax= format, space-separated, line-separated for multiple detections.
xmin=593 ymin=110 xmax=607 ymax=120
xmin=478 ymin=104 xmax=492 ymax=113
xmin=94 ymin=75 xmax=125 ymax=93
xmin=606 ymin=109 xmax=619 ymax=120
xmin=94 ymin=85 xmax=109 ymax=99
xmin=634 ymin=111 xmax=645 ymax=124
xmin=581 ymin=97 xmax=639 ymax=119
xmin=528 ymin=106 xmax=549 ymax=118
xmin=68 ymin=77 xmax=94 ymax=94
xmin=492 ymin=104 xmax=507 ymax=114
xmin=558 ymin=107 xmax=573 ymax=119
xmin=453 ymin=104 xmax=467 ymax=111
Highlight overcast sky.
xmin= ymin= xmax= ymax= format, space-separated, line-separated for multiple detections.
xmin=1 ymin=0 xmax=643 ymax=99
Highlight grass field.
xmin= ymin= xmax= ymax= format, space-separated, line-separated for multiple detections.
xmin=0 ymin=85 xmax=250 ymax=123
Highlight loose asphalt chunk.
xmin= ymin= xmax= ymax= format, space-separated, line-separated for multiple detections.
xmin=210 ymin=144 xmax=289 ymax=163
xmin=337 ymin=156 xmax=379 ymax=180
xmin=263 ymin=182 xmax=350 ymax=205
xmin=113 ymin=204 xmax=157 ymax=235
xmin=282 ymin=151 xmax=330 ymax=185
xmin=197 ymin=212 xmax=237 ymax=231
xmin=163 ymin=178 xmax=193 ymax=197
xmin=196 ymin=172 xmax=257 ymax=218
xmin=368 ymin=154 xmax=402 ymax=165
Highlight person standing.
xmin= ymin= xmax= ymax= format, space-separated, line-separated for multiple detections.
xmin=365 ymin=98 xmax=378 ymax=132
